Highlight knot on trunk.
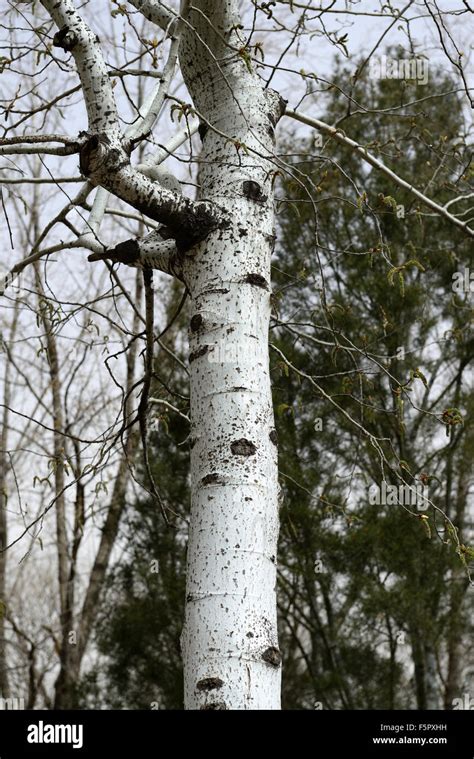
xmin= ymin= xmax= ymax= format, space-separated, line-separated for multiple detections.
xmin=262 ymin=647 xmax=282 ymax=667
xmin=196 ymin=677 xmax=224 ymax=692
xmin=79 ymin=132 xmax=127 ymax=177
xmin=88 ymin=239 xmax=140 ymax=266
xmin=173 ymin=205 xmax=222 ymax=253
xmin=53 ymin=26 xmax=79 ymax=52
xmin=245 ymin=272 xmax=269 ymax=289
xmin=266 ymin=88 xmax=288 ymax=125
xmin=242 ymin=181 xmax=267 ymax=204
xmin=189 ymin=345 xmax=209 ymax=363
xmin=190 ymin=314 xmax=203 ymax=333
xmin=200 ymin=472 xmax=222 ymax=486
xmin=231 ymin=439 xmax=257 ymax=456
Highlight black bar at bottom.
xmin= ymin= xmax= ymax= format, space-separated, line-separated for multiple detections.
xmin=0 ymin=709 xmax=472 ymax=757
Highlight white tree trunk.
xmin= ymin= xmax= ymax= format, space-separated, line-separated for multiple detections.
xmin=179 ymin=0 xmax=284 ymax=710
xmin=38 ymin=0 xmax=284 ymax=709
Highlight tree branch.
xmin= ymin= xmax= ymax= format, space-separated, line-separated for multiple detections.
xmin=79 ymin=134 xmax=219 ymax=249
xmin=88 ymin=231 xmax=182 ymax=278
xmin=286 ymin=109 xmax=474 ymax=239
xmin=39 ymin=0 xmax=221 ymax=249
xmin=127 ymin=0 xmax=178 ymax=33
xmin=40 ymin=0 xmax=120 ymax=135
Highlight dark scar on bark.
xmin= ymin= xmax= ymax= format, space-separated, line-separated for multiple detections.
xmin=201 ymin=472 xmax=221 ymax=486
xmin=265 ymin=232 xmax=277 ymax=254
xmin=79 ymin=132 xmax=111 ymax=176
xmin=231 ymin=439 xmax=257 ymax=456
xmin=269 ymin=429 xmax=278 ymax=446
xmin=267 ymin=94 xmax=287 ymax=128
xmin=80 ymin=133 xmax=222 ymax=251
xmin=190 ymin=314 xmax=203 ymax=332
xmin=200 ymin=702 xmax=228 ymax=710
xmin=88 ymin=238 xmax=140 ymax=265
xmin=136 ymin=200 xmax=219 ymax=253
xmin=53 ymin=26 xmax=78 ymax=52
xmin=189 ymin=345 xmax=209 ymax=363
xmin=275 ymin=95 xmax=288 ymax=120
xmin=245 ymin=273 xmax=269 ymax=289
xmin=205 ymin=288 xmax=229 ymax=296
xmin=198 ymin=122 xmax=208 ymax=141
xmin=196 ymin=677 xmax=224 ymax=692
xmin=279 ymin=95 xmax=288 ymax=117
xmin=155 ymin=225 xmax=175 ymax=241
xmin=262 ymin=647 xmax=282 ymax=667
xmin=242 ymin=181 xmax=267 ymax=204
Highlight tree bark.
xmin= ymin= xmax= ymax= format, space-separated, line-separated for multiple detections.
xmin=178 ymin=0 xmax=284 ymax=710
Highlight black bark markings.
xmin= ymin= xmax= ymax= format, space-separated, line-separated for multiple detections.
xmin=53 ymin=26 xmax=78 ymax=52
xmin=266 ymin=232 xmax=277 ymax=254
xmin=79 ymin=132 xmax=126 ymax=176
xmin=262 ymin=647 xmax=282 ymax=667
xmin=200 ymin=702 xmax=228 ymax=710
xmin=201 ymin=473 xmax=222 ymax=486
xmin=269 ymin=429 xmax=278 ymax=446
xmin=79 ymin=133 xmax=221 ymax=252
xmin=242 ymin=181 xmax=267 ymax=204
xmin=267 ymin=94 xmax=288 ymax=125
xmin=196 ymin=677 xmax=224 ymax=692
xmin=231 ymin=439 xmax=257 ymax=456
xmin=198 ymin=121 xmax=208 ymax=141
xmin=190 ymin=314 xmax=203 ymax=333
xmin=245 ymin=273 xmax=269 ymax=289
xmin=189 ymin=345 xmax=209 ymax=363
xmin=203 ymin=288 xmax=230 ymax=295
xmin=88 ymin=238 xmax=140 ymax=265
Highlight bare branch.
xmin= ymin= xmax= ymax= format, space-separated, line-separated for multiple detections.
xmin=127 ymin=0 xmax=178 ymax=33
xmin=88 ymin=232 xmax=182 ymax=279
xmin=286 ymin=109 xmax=474 ymax=239
xmin=40 ymin=0 xmax=120 ymax=135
